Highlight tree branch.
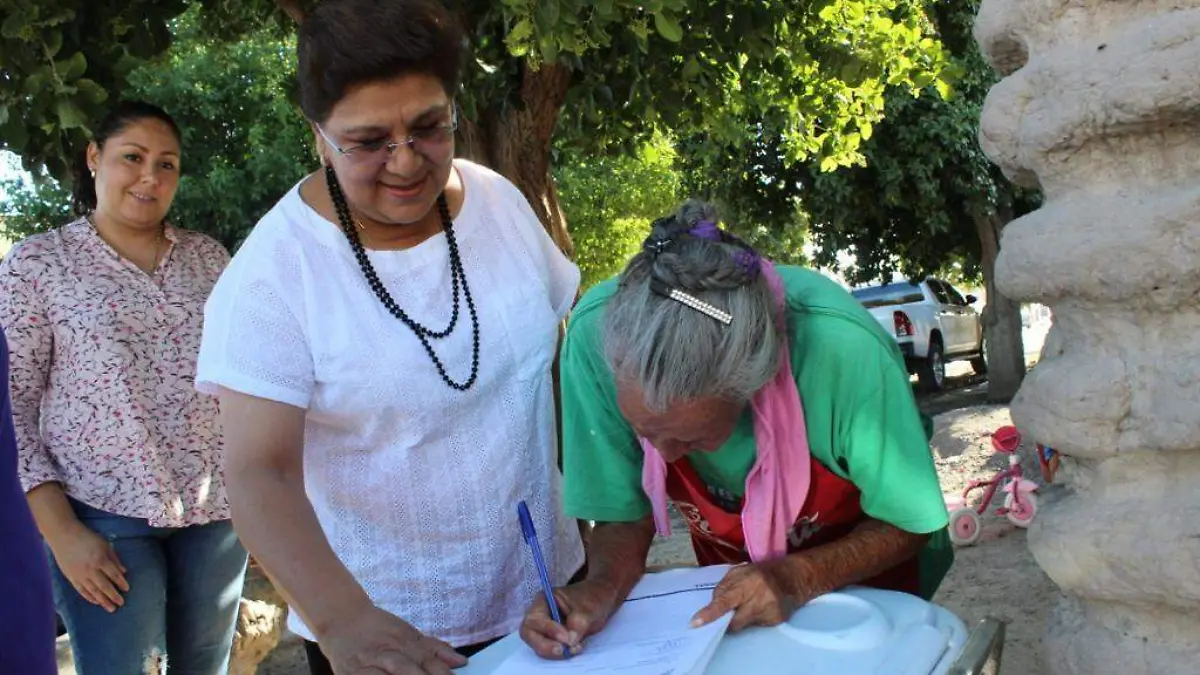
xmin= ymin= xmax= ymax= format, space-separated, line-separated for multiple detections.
xmin=40 ymin=40 xmax=66 ymax=90
xmin=276 ymin=0 xmax=306 ymax=23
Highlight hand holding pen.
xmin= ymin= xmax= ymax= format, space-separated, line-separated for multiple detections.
xmin=518 ymin=501 xmax=573 ymax=658
xmin=517 ymin=501 xmax=624 ymax=659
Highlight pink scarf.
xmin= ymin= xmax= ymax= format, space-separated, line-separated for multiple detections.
xmin=639 ymin=262 xmax=812 ymax=562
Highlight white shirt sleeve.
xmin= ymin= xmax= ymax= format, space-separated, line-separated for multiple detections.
xmin=493 ymin=172 xmax=581 ymax=319
xmin=196 ymin=216 xmax=315 ymax=408
xmin=543 ymin=225 xmax=582 ymax=319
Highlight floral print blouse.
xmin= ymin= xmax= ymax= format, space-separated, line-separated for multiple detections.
xmin=0 ymin=218 xmax=231 ymax=527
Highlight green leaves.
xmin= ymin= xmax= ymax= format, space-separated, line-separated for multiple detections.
xmin=0 ymin=0 xmax=191 ymax=181
xmin=555 ymin=132 xmax=683 ymax=288
xmin=3 ymin=3 xmax=311 ymax=252
xmin=509 ymin=18 xmax=534 ymax=46
xmin=674 ymin=0 xmax=1041 ymax=290
xmin=505 ymin=18 xmax=535 ymax=57
xmin=3 ymin=0 xmax=965 ymax=287
xmin=652 ymin=10 xmax=683 ymax=42
xmin=1 ymin=11 xmax=28 ymax=39
xmin=59 ymin=51 xmax=88 ymax=81
xmin=54 ymin=99 xmax=88 ymax=130
xmin=44 ymin=28 xmax=64 ymax=56
xmin=795 ymin=0 xmax=1040 ymax=285
xmin=4 ymin=0 xmax=953 ymax=193
xmin=74 ymin=79 xmax=109 ymax=104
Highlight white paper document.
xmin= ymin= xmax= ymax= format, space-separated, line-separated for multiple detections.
xmin=490 ymin=565 xmax=734 ymax=675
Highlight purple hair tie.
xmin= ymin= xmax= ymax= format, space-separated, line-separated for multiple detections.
xmin=689 ymin=220 xmax=761 ymax=280
xmin=734 ymin=249 xmax=762 ymax=280
xmin=689 ymin=220 xmax=722 ymax=241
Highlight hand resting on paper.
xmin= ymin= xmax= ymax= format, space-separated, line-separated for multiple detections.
xmin=519 ymin=578 xmax=624 ymax=659
xmin=690 ymin=520 xmax=933 ymax=632
xmin=689 ymin=561 xmax=810 ymax=632
xmin=318 ymin=603 xmax=468 ymax=675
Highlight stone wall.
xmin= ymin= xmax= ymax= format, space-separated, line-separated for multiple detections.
xmin=973 ymin=1 xmax=1200 ymax=673
xmin=231 ymin=565 xmax=288 ymax=675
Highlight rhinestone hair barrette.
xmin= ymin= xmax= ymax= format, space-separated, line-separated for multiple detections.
xmin=643 ymin=237 xmax=674 ymax=257
xmin=650 ymin=279 xmax=733 ymax=325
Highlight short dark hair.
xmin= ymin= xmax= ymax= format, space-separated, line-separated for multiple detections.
xmin=71 ymin=100 xmax=181 ymax=216
xmin=297 ymin=0 xmax=466 ymax=124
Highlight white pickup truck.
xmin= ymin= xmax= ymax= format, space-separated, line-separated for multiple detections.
xmin=851 ymin=278 xmax=986 ymax=392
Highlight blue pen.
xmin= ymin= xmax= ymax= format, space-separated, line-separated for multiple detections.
xmin=517 ymin=500 xmax=573 ymax=658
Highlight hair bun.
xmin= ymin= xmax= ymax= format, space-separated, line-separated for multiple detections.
xmin=677 ymin=199 xmax=719 ymax=227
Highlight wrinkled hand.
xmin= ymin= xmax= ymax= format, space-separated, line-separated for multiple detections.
xmin=48 ymin=524 xmax=129 ymax=613
xmin=691 ymin=562 xmax=813 ymax=632
xmin=520 ymin=579 xmax=623 ymax=659
xmin=318 ymin=604 xmax=467 ymax=675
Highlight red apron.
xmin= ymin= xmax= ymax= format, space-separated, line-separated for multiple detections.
xmin=666 ymin=454 xmax=920 ymax=595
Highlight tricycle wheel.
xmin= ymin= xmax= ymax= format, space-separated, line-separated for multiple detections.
xmin=1004 ymin=492 xmax=1038 ymax=527
xmin=949 ymin=508 xmax=983 ymax=546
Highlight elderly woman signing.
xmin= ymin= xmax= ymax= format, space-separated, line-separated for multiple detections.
xmin=521 ymin=201 xmax=953 ymax=658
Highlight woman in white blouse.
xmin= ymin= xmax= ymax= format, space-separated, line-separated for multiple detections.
xmin=195 ymin=1 xmax=584 ymax=674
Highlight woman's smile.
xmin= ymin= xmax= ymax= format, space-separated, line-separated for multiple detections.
xmin=380 ymin=175 xmax=428 ymax=200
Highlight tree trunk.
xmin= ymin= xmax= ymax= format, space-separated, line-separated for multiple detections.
xmin=974 ymin=209 xmax=1025 ymax=402
xmin=457 ymin=62 xmax=576 ymax=471
xmin=457 ymin=62 xmax=575 ymax=257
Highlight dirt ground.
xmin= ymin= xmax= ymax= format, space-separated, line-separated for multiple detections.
xmin=926 ymin=405 xmax=1059 ymax=675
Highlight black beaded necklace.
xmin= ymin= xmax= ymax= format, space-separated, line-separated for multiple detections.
xmin=325 ymin=164 xmax=480 ymax=391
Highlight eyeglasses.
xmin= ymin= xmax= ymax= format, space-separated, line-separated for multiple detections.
xmin=317 ymin=107 xmax=458 ymax=166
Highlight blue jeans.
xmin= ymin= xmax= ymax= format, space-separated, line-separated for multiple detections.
xmin=49 ymin=499 xmax=248 ymax=675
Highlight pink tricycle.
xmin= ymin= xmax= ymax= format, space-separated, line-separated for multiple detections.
xmin=945 ymin=425 xmax=1039 ymax=546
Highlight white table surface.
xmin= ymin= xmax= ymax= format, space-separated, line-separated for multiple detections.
xmin=457 ymin=586 xmax=968 ymax=675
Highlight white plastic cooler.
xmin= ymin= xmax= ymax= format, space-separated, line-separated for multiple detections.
xmin=459 ymin=582 xmax=970 ymax=675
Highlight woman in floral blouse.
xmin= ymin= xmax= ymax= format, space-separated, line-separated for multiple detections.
xmin=0 ymin=101 xmax=246 ymax=675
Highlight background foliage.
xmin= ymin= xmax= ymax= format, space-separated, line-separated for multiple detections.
xmin=2 ymin=0 xmax=955 ymax=188
xmin=555 ymin=133 xmax=682 ymax=289
xmin=1 ymin=7 xmax=309 ymax=251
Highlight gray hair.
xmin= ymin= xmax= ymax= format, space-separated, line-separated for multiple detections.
xmin=603 ymin=200 xmax=782 ymax=412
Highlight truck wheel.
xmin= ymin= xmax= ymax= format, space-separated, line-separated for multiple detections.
xmin=918 ymin=340 xmax=946 ymax=392
xmin=971 ymin=343 xmax=988 ymax=375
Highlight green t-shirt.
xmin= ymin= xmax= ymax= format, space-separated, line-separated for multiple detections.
xmin=560 ymin=266 xmax=952 ymax=597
